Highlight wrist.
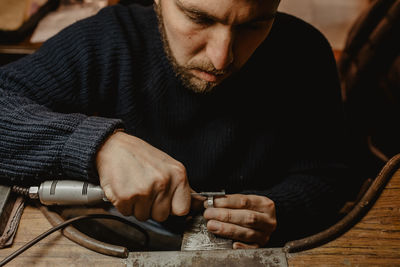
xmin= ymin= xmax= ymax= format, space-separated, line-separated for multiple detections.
xmin=95 ymin=127 xmax=125 ymax=172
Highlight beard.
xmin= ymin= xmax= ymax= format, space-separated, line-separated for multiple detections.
xmin=154 ymin=3 xmax=231 ymax=94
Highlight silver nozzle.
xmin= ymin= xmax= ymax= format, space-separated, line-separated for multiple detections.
xmin=29 ymin=186 xmax=39 ymax=199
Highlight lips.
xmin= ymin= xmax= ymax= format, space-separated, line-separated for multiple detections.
xmin=191 ymin=69 xmax=222 ymax=83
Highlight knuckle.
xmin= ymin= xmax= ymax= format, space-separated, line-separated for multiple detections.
xmin=172 ymin=162 xmax=187 ymax=183
xmin=174 ymin=161 xmax=186 ymax=174
xmin=239 ymin=197 xmax=251 ymax=209
xmin=264 ymin=198 xmax=275 ymax=210
xmin=153 ymin=175 xmax=170 ymax=192
xmin=271 ymin=218 xmax=278 ymax=231
xmin=114 ymin=189 xmax=134 ymax=202
xmin=246 ymin=213 xmax=258 ymax=226
xmin=134 ymin=186 xmax=152 ymax=198
xmin=220 ymin=210 xmax=232 ymax=222
xmin=236 ymin=228 xmax=255 ymax=241
xmin=224 ymin=227 xmax=236 ymax=239
xmin=151 ymin=169 xmax=166 ymax=182
xmin=244 ymin=229 xmax=257 ymax=241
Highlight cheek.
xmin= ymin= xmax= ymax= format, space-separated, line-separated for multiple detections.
xmin=164 ymin=20 xmax=206 ymax=65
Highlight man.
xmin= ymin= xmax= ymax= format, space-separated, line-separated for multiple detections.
xmin=0 ymin=0 xmax=355 ymax=248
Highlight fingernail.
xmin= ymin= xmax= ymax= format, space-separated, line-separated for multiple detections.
xmin=207 ymin=220 xmax=220 ymax=231
xmin=233 ymin=243 xmax=243 ymax=250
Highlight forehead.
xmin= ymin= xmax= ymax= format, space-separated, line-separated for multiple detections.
xmin=174 ymin=0 xmax=279 ymax=24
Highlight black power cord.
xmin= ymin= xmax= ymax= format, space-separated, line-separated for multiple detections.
xmin=0 ymin=213 xmax=150 ymax=266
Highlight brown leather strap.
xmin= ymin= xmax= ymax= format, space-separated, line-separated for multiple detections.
xmin=0 ymin=196 xmax=25 ymax=248
xmin=38 ymin=204 xmax=129 ymax=258
xmin=283 ymin=153 xmax=400 ymax=253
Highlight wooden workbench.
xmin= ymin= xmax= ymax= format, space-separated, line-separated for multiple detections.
xmin=0 ymin=154 xmax=400 ymax=266
xmin=0 ymin=163 xmax=399 ymax=266
xmin=288 ymin=162 xmax=400 ymax=266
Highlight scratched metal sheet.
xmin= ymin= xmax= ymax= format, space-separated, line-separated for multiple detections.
xmin=126 ymin=248 xmax=288 ymax=267
xmin=181 ymin=215 xmax=233 ymax=251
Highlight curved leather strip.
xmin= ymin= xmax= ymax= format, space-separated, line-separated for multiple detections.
xmin=367 ymin=135 xmax=390 ymax=162
xmin=283 ymin=153 xmax=400 ymax=253
xmin=339 ymin=0 xmax=400 ymax=105
xmin=0 ymin=196 xmax=25 ymax=248
xmin=339 ymin=0 xmax=396 ymax=73
xmin=38 ymin=204 xmax=129 ymax=258
xmin=347 ymin=0 xmax=396 ymax=53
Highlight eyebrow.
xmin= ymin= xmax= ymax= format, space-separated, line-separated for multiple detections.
xmin=175 ymin=0 xmax=277 ymax=25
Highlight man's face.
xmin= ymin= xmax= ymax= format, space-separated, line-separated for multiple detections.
xmin=154 ymin=0 xmax=280 ymax=93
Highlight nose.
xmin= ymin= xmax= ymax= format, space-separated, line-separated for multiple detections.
xmin=206 ymin=26 xmax=234 ymax=70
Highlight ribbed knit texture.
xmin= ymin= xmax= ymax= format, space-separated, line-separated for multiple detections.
xmin=0 ymin=4 xmax=357 ymax=243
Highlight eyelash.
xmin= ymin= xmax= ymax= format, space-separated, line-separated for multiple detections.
xmin=185 ymin=13 xmax=270 ymax=31
xmin=186 ymin=14 xmax=214 ymax=26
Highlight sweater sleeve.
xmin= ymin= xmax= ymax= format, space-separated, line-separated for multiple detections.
xmin=0 ymin=7 xmax=127 ymax=185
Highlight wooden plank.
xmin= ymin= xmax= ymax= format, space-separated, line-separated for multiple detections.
xmin=0 ymin=205 xmax=126 ymax=266
xmin=288 ymin=168 xmax=400 ymax=266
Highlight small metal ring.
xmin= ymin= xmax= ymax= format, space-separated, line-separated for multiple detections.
xmin=206 ymin=196 xmax=214 ymax=208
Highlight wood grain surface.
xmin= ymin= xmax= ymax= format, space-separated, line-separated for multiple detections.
xmin=288 ymin=168 xmax=400 ymax=266
xmin=1 ymin=168 xmax=399 ymax=266
xmin=0 ymin=205 xmax=126 ymax=266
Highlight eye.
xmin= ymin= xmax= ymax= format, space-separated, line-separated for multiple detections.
xmin=186 ymin=13 xmax=214 ymax=26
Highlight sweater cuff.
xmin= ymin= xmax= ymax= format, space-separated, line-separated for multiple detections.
xmin=61 ymin=116 xmax=124 ymax=182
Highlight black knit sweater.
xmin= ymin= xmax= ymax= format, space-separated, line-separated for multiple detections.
xmin=0 ymin=4 xmax=354 ymax=243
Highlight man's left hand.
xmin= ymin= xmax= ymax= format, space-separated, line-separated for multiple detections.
xmin=203 ymin=194 xmax=277 ymax=249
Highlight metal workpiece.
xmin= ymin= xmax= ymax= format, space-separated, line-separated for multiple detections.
xmin=127 ymin=248 xmax=288 ymax=267
xmin=190 ymin=191 xmax=226 ymax=197
xmin=182 ymin=191 xmax=230 ymax=251
xmin=37 ymin=180 xmax=106 ymax=205
xmin=181 ymin=215 xmax=233 ymax=251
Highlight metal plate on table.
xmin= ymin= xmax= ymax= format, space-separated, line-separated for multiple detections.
xmin=126 ymin=248 xmax=288 ymax=267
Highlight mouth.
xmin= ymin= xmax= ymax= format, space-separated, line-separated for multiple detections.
xmin=190 ymin=69 xmax=224 ymax=83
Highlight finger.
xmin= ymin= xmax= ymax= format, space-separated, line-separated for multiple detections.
xmin=116 ymin=202 xmax=134 ymax=217
xmin=212 ymin=194 xmax=275 ymax=213
xmin=151 ymin=189 xmax=172 ymax=222
xmin=206 ymin=220 xmax=269 ymax=246
xmin=101 ymin=183 xmax=115 ymax=203
xmin=190 ymin=188 xmax=207 ymax=201
xmin=133 ymin=194 xmax=154 ymax=221
xmin=170 ymin=178 xmax=191 ymax=216
xmin=233 ymin=242 xmax=259 ymax=249
xmin=203 ymin=208 xmax=275 ymax=232
xmin=101 ymin=183 xmax=133 ymax=216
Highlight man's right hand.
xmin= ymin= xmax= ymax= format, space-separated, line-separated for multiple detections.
xmin=95 ymin=131 xmax=191 ymax=222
